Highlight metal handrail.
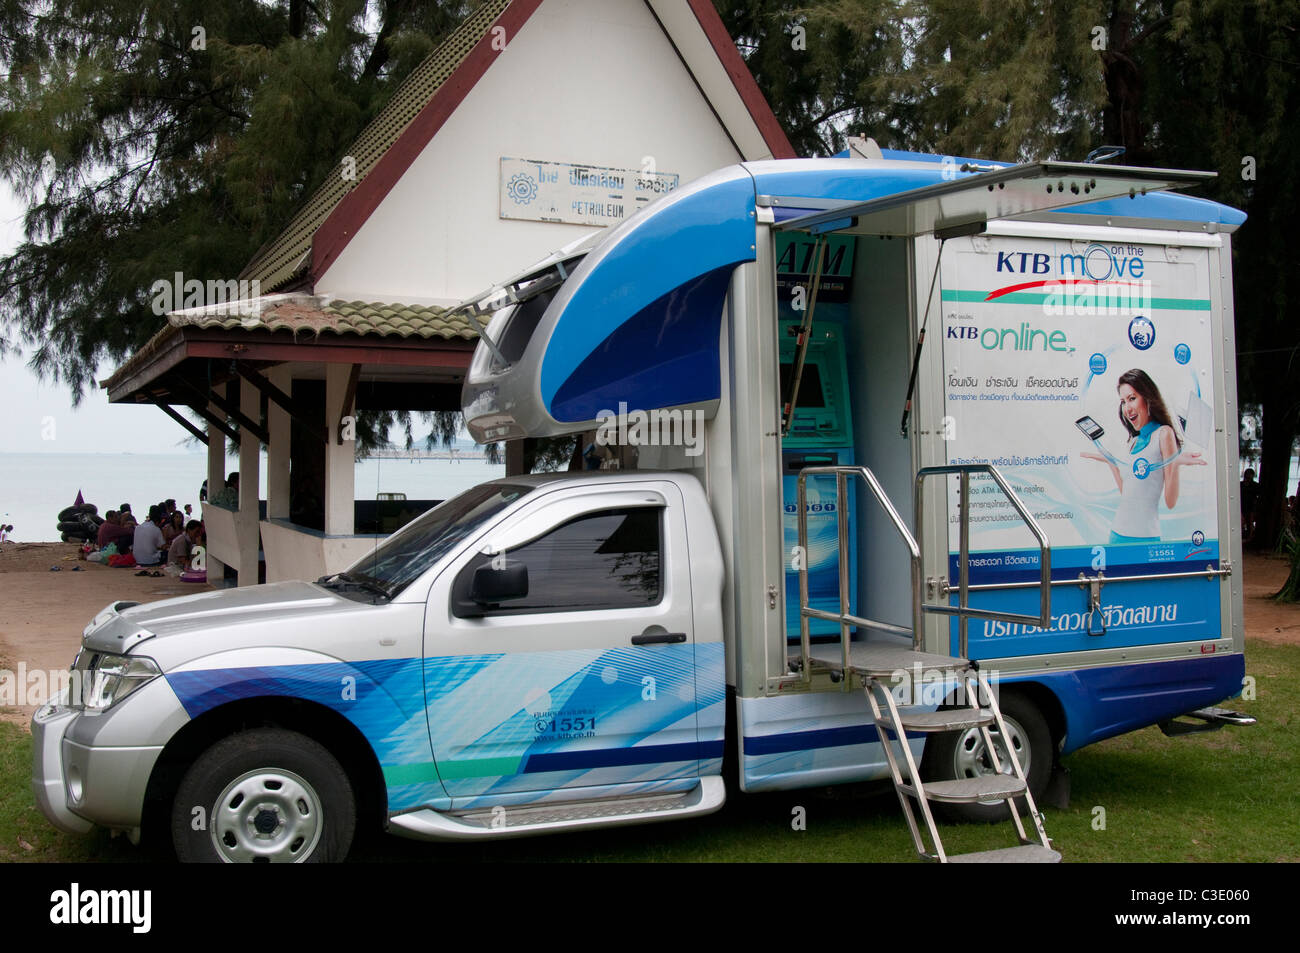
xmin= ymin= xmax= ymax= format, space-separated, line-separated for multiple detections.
xmin=792 ymin=463 xmax=1053 ymax=684
xmin=915 ymin=465 xmax=1052 ymax=658
xmin=796 ymin=465 xmax=923 ymax=685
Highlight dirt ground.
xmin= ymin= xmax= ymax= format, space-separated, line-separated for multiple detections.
xmin=1237 ymin=549 xmax=1300 ymax=646
xmin=0 ymin=541 xmax=211 ymax=725
xmin=1 ymin=541 xmax=1297 ymax=728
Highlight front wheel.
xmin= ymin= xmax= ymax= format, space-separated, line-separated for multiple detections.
xmin=921 ymin=691 xmax=1052 ymax=824
xmin=171 ymin=729 xmax=356 ymax=863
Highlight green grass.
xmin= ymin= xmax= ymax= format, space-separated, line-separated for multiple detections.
xmin=2 ymin=639 xmax=1294 ymax=863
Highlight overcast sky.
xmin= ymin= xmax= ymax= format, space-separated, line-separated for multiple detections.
xmin=0 ymin=181 xmax=204 ymax=454
xmin=0 ymin=180 xmax=462 ymax=455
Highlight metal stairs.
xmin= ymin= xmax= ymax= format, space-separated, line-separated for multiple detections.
xmin=790 ymin=463 xmax=1060 ymax=863
xmin=864 ymin=664 xmax=1059 ymax=863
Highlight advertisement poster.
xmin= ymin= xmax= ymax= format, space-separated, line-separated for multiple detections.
xmin=939 ymin=235 xmax=1221 ymax=657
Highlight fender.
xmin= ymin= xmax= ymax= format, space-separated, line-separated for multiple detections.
xmin=165 ymin=647 xmax=444 ymax=811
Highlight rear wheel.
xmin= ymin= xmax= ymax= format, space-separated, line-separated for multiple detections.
xmin=921 ymin=691 xmax=1051 ymax=823
xmin=171 ymin=729 xmax=355 ymax=863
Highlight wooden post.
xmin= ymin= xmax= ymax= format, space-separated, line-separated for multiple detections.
xmin=237 ymin=377 xmax=261 ymax=587
xmin=205 ymin=396 xmax=227 ymax=585
xmin=325 ymin=363 xmax=356 ymax=537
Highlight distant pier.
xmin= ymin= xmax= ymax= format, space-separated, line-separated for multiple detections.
xmin=364 ymin=448 xmax=488 ymax=461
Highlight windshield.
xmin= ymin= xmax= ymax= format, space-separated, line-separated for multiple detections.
xmin=334 ymin=483 xmax=532 ymax=598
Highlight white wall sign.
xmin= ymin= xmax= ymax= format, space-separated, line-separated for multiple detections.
xmin=500 ymin=157 xmax=678 ymax=227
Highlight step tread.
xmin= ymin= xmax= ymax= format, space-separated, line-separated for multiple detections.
xmin=902 ymin=774 xmax=1026 ymax=803
xmin=799 ymin=643 xmax=972 ymax=678
xmin=882 ymin=708 xmax=994 ymax=732
xmin=453 ymin=791 xmax=692 ymax=828
xmin=946 ymin=845 xmax=1061 ymax=864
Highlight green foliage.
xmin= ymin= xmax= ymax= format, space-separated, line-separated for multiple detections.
xmin=0 ymin=0 xmax=474 ymax=399
xmin=714 ymin=0 xmax=909 ymax=156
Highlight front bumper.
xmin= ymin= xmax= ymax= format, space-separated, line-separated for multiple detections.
xmin=31 ymin=704 xmax=93 ymax=833
xmin=31 ymin=680 xmax=184 ymax=833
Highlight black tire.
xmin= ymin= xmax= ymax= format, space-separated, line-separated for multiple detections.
xmin=57 ymin=520 xmax=88 ymax=533
xmin=921 ymin=690 xmax=1052 ymax=824
xmin=57 ymin=504 xmax=97 ymax=521
xmin=171 ymin=729 xmax=356 ymax=863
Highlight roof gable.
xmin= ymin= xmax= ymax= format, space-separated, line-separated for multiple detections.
xmin=241 ymin=0 xmax=792 ymax=294
xmin=240 ymin=0 xmax=515 ymax=291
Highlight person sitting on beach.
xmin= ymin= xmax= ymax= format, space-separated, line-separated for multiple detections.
xmin=169 ymin=520 xmax=202 ymax=569
xmin=162 ymin=509 xmax=183 ymax=546
xmin=133 ymin=506 xmax=168 ymax=567
xmin=98 ymin=511 xmax=119 ymax=548
xmin=98 ymin=512 xmax=133 ymax=550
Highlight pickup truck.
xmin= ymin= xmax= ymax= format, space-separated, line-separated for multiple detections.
xmin=33 ymin=471 xmax=726 ymax=862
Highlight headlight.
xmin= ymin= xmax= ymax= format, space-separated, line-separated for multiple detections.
xmin=79 ymin=654 xmax=161 ymax=712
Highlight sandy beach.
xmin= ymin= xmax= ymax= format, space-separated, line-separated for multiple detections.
xmin=1 ymin=539 xmax=1297 ymax=729
xmin=0 ymin=541 xmax=212 ymax=725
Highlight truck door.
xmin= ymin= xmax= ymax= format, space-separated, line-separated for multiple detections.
xmin=421 ymin=480 xmax=702 ymax=802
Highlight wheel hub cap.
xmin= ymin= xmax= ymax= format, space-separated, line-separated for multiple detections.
xmin=954 ymin=717 xmax=1029 ymax=783
xmin=211 ymin=768 xmax=323 ymax=863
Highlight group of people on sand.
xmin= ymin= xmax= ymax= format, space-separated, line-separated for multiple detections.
xmin=90 ymin=499 xmax=204 ymax=574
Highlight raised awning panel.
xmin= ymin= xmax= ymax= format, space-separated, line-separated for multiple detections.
xmin=461 ymin=165 xmax=759 ymax=442
xmin=775 ymin=162 xmax=1219 ymax=238
xmin=537 ymin=166 xmax=757 ymax=418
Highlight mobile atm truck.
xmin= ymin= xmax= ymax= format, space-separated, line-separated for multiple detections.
xmin=33 ymin=144 xmax=1255 ymax=863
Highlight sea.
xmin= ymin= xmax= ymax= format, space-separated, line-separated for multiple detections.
xmin=0 ymin=452 xmax=504 ymax=543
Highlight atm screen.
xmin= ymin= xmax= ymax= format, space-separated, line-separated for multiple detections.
xmin=780 ymin=362 xmax=826 ymax=409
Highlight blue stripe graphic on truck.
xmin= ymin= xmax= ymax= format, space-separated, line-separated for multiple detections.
xmin=166 ymin=641 xmax=726 ymax=811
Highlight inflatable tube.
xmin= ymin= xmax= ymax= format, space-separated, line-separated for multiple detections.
xmin=57 ymin=520 xmax=92 ymax=534
xmin=57 ymin=504 xmax=98 ymax=521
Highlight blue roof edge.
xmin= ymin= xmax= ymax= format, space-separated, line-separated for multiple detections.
xmin=821 ymin=148 xmax=1246 ymax=228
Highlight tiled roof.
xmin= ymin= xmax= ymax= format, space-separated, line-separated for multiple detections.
xmin=239 ymin=0 xmax=511 ymax=291
xmin=102 ymin=297 xmax=476 ymax=394
xmin=169 ymin=297 xmax=477 ymax=340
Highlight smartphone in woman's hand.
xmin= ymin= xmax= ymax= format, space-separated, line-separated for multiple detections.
xmin=1075 ymin=416 xmax=1104 ymax=441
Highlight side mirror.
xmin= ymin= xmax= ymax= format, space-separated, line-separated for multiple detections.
xmin=471 ymin=560 xmax=529 ymax=605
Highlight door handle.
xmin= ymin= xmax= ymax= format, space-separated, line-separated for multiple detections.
xmin=631 ymin=631 xmax=687 ymax=645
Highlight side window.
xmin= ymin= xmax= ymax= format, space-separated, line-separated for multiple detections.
xmin=452 ymin=507 xmax=663 ymax=617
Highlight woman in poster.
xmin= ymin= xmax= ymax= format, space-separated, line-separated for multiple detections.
xmin=1082 ymin=368 xmax=1205 ymax=543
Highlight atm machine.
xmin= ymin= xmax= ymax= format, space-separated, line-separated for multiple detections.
xmin=779 ymin=318 xmax=856 ymax=639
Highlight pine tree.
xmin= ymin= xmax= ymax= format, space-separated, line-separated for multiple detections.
xmin=0 ymin=0 xmax=471 ymax=399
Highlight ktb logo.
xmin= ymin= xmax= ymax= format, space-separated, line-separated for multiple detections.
xmin=996 ymin=251 xmax=1051 ymax=274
